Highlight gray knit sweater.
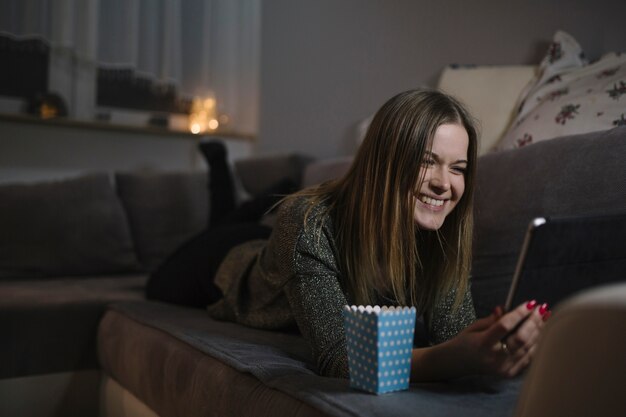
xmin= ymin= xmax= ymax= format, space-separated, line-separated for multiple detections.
xmin=207 ymin=195 xmax=476 ymax=378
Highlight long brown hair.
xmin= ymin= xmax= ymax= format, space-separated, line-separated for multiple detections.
xmin=295 ymin=89 xmax=478 ymax=315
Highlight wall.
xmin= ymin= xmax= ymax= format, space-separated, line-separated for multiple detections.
xmin=2 ymin=0 xmax=625 ymax=179
xmin=259 ymin=0 xmax=626 ymax=159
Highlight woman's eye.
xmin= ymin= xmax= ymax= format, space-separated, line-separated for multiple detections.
xmin=422 ymin=159 xmax=435 ymax=166
xmin=451 ymin=166 xmax=467 ymax=174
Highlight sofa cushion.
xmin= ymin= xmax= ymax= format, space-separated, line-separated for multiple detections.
xmin=0 ymin=173 xmax=140 ymax=278
xmin=496 ymin=31 xmax=626 ymax=151
xmin=115 ymin=172 xmax=209 ymax=271
xmin=99 ymin=301 xmax=524 ymax=417
xmin=471 ymin=127 xmax=626 ymax=316
xmin=99 ymin=305 xmax=323 ymax=417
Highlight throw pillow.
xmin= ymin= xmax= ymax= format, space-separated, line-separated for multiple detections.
xmin=496 ymin=31 xmax=626 ymax=151
xmin=437 ymin=65 xmax=537 ymax=154
xmin=115 ymin=172 xmax=209 ymax=272
xmin=234 ymin=153 xmax=313 ymax=197
xmin=0 ymin=174 xmax=141 ymax=278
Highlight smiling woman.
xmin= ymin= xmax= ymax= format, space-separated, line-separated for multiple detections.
xmin=286 ymin=90 xmax=480 ymax=326
xmin=413 ymin=123 xmax=469 ymax=231
xmin=147 ymin=89 xmax=549 ymax=383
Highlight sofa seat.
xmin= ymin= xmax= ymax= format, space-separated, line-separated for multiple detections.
xmin=99 ymin=301 xmax=524 ymax=417
xmin=1 ymin=275 xmax=146 ymax=379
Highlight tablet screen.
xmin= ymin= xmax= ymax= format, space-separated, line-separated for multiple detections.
xmin=504 ymin=214 xmax=626 ymax=311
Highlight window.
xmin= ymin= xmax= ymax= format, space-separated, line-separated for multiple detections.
xmin=0 ymin=0 xmax=260 ymax=135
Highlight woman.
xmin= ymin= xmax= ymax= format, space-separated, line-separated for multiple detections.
xmin=154 ymin=89 xmax=548 ymax=380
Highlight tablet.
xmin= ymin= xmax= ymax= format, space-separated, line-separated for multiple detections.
xmin=504 ymin=213 xmax=626 ymax=312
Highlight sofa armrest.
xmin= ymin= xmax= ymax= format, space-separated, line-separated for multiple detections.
xmin=514 ymin=283 xmax=626 ymax=417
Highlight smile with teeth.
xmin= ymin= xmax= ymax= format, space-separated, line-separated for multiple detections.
xmin=419 ymin=195 xmax=445 ymax=207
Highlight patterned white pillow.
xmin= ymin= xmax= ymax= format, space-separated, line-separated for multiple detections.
xmin=496 ymin=31 xmax=626 ymax=151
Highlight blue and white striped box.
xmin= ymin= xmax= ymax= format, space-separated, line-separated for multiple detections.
xmin=342 ymin=305 xmax=416 ymax=394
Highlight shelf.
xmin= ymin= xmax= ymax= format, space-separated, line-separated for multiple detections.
xmin=0 ymin=112 xmax=255 ymax=141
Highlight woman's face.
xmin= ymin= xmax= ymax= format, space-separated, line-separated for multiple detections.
xmin=413 ymin=123 xmax=469 ymax=230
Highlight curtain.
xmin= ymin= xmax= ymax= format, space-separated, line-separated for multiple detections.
xmin=0 ymin=0 xmax=260 ymax=134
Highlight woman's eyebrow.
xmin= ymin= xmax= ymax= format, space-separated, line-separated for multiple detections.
xmin=425 ymin=151 xmax=468 ymax=164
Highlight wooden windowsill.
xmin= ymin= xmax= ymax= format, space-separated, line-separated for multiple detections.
xmin=0 ymin=112 xmax=255 ymax=141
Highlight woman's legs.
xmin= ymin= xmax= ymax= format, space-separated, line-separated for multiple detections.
xmin=146 ymin=140 xmax=293 ymax=307
xmin=201 ymin=140 xmax=298 ymax=226
xmin=145 ymin=223 xmax=271 ymax=307
xmin=199 ymin=140 xmax=237 ymax=227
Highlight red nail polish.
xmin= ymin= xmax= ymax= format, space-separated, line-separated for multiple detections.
xmin=542 ymin=311 xmax=552 ymax=322
xmin=526 ymin=300 xmax=537 ymax=310
xmin=539 ymin=303 xmax=549 ymax=315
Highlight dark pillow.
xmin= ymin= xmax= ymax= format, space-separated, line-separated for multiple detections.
xmin=0 ymin=174 xmax=141 ymax=278
xmin=115 ymin=172 xmax=209 ymax=271
xmin=235 ymin=154 xmax=313 ymax=197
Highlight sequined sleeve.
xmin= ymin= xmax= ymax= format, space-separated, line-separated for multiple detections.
xmin=282 ymin=200 xmax=350 ymax=378
xmin=427 ymin=285 xmax=476 ymax=345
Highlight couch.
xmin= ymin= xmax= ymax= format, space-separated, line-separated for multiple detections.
xmin=2 ymin=125 xmax=626 ymax=417
xmin=0 ymin=170 xmax=209 ymax=416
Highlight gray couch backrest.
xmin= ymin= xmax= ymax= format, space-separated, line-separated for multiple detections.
xmin=472 ymin=127 xmax=626 ymax=315
xmin=0 ymin=171 xmax=209 ymax=278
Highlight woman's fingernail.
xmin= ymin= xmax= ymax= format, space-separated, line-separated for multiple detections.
xmin=542 ymin=311 xmax=552 ymax=322
xmin=526 ymin=300 xmax=537 ymax=310
xmin=539 ymin=303 xmax=549 ymax=315
xmin=493 ymin=306 xmax=502 ymax=317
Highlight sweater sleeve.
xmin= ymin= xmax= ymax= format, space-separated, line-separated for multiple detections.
xmin=427 ymin=284 xmax=477 ymax=345
xmin=283 ymin=221 xmax=350 ymax=379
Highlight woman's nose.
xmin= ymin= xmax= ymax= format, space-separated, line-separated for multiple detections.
xmin=429 ymin=168 xmax=450 ymax=191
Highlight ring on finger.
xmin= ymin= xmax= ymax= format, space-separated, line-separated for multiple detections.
xmin=501 ymin=341 xmax=511 ymax=356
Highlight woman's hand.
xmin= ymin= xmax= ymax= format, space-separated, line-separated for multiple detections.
xmin=410 ymin=301 xmax=550 ymax=382
xmin=454 ymin=300 xmax=550 ymax=378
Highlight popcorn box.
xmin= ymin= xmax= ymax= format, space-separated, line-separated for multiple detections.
xmin=342 ymin=305 xmax=416 ymax=394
